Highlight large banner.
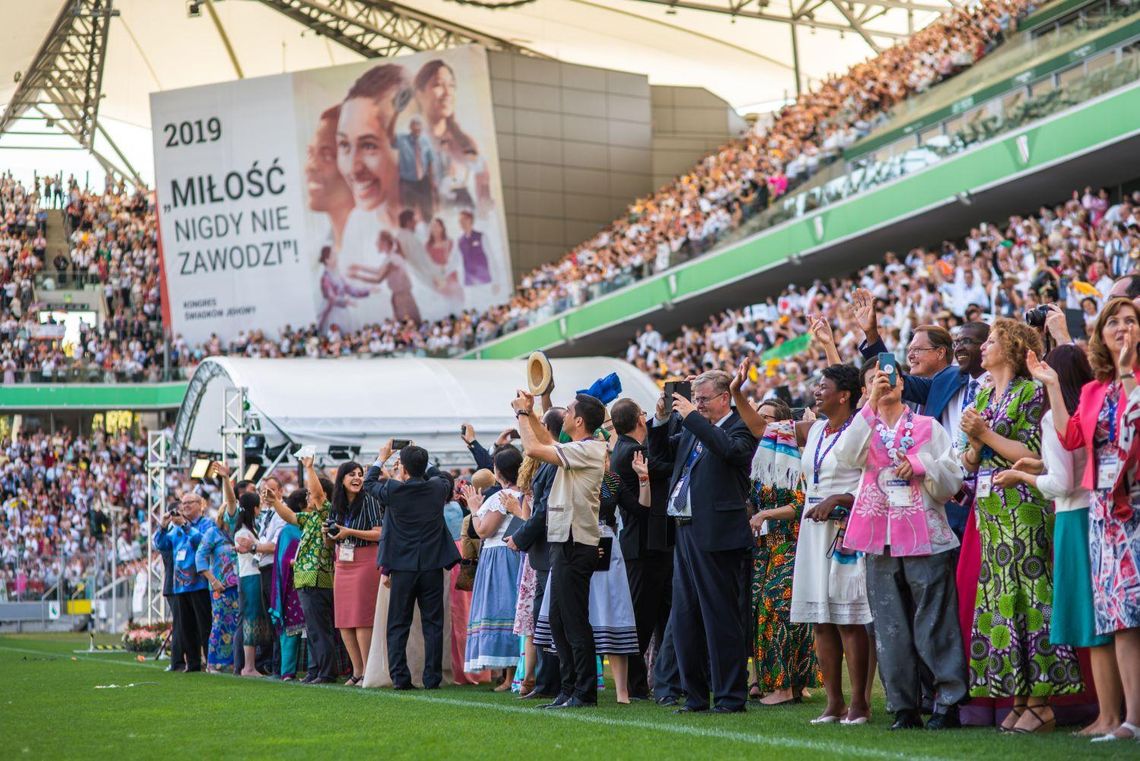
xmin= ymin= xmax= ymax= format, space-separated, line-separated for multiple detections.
xmin=151 ymin=46 xmax=511 ymax=345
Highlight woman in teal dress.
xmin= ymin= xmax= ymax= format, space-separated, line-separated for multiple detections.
xmin=961 ymin=318 xmax=1081 ymax=734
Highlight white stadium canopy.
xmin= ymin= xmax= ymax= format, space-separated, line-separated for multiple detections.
xmin=0 ymin=0 xmax=952 ymax=183
xmin=171 ymin=355 xmax=663 ymax=468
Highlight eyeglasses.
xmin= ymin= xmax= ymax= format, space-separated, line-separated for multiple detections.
xmin=906 ymin=346 xmax=938 ymax=357
xmin=692 ymin=391 xmax=727 ymax=405
xmin=953 ymin=337 xmax=982 ymax=347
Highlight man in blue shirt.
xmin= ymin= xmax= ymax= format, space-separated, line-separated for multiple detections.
xmin=154 ymin=491 xmax=212 ymax=672
xmin=396 ymin=117 xmax=436 ymax=223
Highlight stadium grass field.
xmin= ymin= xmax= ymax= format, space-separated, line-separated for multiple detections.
xmin=1 ymin=633 xmax=1135 ymax=760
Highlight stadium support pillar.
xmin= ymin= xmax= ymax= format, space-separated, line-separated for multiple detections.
xmin=145 ymin=430 xmax=170 ymax=626
xmin=790 ymin=23 xmax=802 ymax=97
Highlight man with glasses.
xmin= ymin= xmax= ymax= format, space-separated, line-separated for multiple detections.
xmin=649 ymin=370 xmax=757 ymax=714
xmin=154 ymin=490 xmax=214 ymax=672
xmin=853 ymin=288 xmax=989 ymax=536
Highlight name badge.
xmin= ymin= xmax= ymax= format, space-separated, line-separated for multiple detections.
xmin=1098 ymin=454 xmax=1121 ymax=490
xmin=175 ymin=549 xmax=187 ymax=562
xmin=976 ymin=470 xmax=993 ymax=499
xmin=806 ymin=496 xmax=822 ymax=505
xmin=885 ymin=478 xmax=910 ymax=507
xmin=758 ymin=519 xmax=770 ymax=536
xmin=338 ymin=544 xmax=355 ymax=563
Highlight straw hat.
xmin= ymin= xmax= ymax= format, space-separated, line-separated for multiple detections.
xmin=527 ymin=351 xmax=554 ymax=396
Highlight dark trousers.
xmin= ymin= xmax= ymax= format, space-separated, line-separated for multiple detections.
xmin=165 ymin=593 xmax=185 ymax=670
xmin=652 ymin=615 xmax=683 ymax=700
xmin=532 ymin=569 xmax=561 ymax=696
xmin=671 ymin=525 xmax=749 ymax=711
xmin=865 ymin=550 xmax=968 ymax=714
xmin=550 ymin=540 xmax=597 ymax=703
xmin=297 ymin=587 xmax=337 ymax=680
xmin=387 ymin=569 xmax=445 ymax=689
xmin=258 ymin=565 xmax=277 ymax=674
xmin=625 ymin=551 xmax=673 ymax=698
xmin=175 ymin=588 xmax=211 ymax=671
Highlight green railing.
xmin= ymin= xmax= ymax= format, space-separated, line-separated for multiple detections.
xmin=0 ymin=383 xmax=187 ymax=409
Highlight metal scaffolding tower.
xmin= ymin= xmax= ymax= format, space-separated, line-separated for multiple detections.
xmin=145 ymin=429 xmax=170 ymax=626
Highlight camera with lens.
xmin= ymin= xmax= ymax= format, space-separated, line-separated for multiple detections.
xmin=324 ymin=517 xmax=340 ymax=537
xmin=1024 ymin=305 xmax=1050 ymax=328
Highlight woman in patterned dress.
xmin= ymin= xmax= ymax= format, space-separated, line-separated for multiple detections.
xmin=1031 ymin=297 xmax=1140 ymax=742
xmin=959 ymin=318 xmax=1081 ymax=733
xmin=739 ymin=393 xmax=820 ymax=705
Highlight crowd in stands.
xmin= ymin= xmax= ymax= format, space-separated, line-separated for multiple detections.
xmin=628 ymin=186 xmax=1140 ymax=401
xmin=0 ymin=426 xmax=152 ymax=601
xmin=0 ymin=0 xmax=1045 ymax=380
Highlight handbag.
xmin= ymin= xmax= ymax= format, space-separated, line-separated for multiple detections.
xmin=456 ymin=514 xmax=482 ymax=591
xmin=826 ymin=522 xmax=866 ymax=604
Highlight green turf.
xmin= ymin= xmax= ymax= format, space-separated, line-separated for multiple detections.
xmin=0 ymin=634 xmax=1134 ymax=760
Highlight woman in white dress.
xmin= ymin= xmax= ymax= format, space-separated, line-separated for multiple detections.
xmin=790 ymin=363 xmax=873 ymax=725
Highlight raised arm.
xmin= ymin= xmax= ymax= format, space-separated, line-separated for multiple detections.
xmin=729 ymin=359 xmax=768 ymax=438
xmin=263 ymin=484 xmax=297 ymax=526
xmin=810 ymin=316 xmax=842 ymax=367
xmin=512 ymin=391 xmax=560 ymax=465
xmin=302 ymin=456 xmax=326 ymax=507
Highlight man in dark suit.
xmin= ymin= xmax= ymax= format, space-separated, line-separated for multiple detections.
xmin=610 ymin=398 xmax=676 ymax=701
xmin=365 ymin=441 xmax=459 ymax=690
xmin=507 ymin=407 xmax=564 ymax=699
xmin=649 ymin=370 xmax=757 ymax=714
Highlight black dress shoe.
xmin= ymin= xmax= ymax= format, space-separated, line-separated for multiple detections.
xmin=673 ymin=705 xmax=709 ymax=714
xmin=890 ymin=710 xmax=924 ymax=730
xmin=540 ymin=693 xmax=572 ymax=709
xmin=392 ymin=683 xmax=417 ymax=691
xmin=656 ymin=695 xmax=679 ymax=707
xmin=712 ymin=705 xmax=747 ymax=714
xmin=548 ymin=696 xmax=596 ymax=709
xmin=926 ymin=707 xmax=961 ymax=730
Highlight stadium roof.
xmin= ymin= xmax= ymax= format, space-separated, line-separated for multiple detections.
xmin=0 ymin=0 xmax=952 ymax=183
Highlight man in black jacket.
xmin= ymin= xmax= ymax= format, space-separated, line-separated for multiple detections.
xmin=649 ymin=370 xmax=757 ymax=714
xmin=364 ymin=441 xmax=459 ymax=690
xmin=610 ymin=398 xmax=675 ymax=701
xmin=507 ymin=407 xmax=564 ymax=699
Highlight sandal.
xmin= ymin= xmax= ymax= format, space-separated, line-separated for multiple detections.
xmin=344 ymin=675 xmax=363 ymax=687
xmin=1012 ymin=705 xmax=1055 ymax=734
xmin=998 ymin=705 xmax=1026 ymax=733
xmin=749 ymin=683 xmax=761 ymax=700
xmin=1091 ymin=721 xmax=1140 ymax=742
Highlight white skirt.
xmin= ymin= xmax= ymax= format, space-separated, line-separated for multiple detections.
xmin=789 ymin=517 xmax=872 ymax=625
xmin=534 ymin=524 xmax=639 ymax=655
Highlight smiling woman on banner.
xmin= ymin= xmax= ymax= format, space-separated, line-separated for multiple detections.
xmin=333 ymin=63 xmax=423 ymax=327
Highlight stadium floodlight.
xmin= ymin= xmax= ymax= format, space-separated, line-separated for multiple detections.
xmin=956 ymin=191 xmax=974 ymax=206
xmin=187 ymin=1 xmax=201 ymax=17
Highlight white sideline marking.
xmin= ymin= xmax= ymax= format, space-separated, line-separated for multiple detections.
xmin=1 ymin=644 xmax=945 ymax=760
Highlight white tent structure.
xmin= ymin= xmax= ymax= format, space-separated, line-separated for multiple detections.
xmin=0 ymin=0 xmax=954 ymax=183
xmin=171 ymin=355 xmax=662 ymax=468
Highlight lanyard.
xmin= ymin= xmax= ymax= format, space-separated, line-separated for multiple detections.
xmin=813 ymin=416 xmax=853 ymax=485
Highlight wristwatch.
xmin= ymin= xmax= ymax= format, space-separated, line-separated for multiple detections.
xmin=515 ymin=410 xmax=529 ymax=418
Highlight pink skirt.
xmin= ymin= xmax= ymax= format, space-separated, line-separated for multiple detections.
xmin=334 ymin=543 xmax=380 ymax=628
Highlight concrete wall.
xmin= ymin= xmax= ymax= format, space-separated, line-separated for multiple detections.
xmin=488 ymin=51 xmax=655 ymax=280
xmin=650 ymin=86 xmax=747 ymax=188
xmin=487 ymin=53 xmax=745 ymax=281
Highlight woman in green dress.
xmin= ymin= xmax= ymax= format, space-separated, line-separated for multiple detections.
xmin=960 ymin=318 xmax=1082 ymax=733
